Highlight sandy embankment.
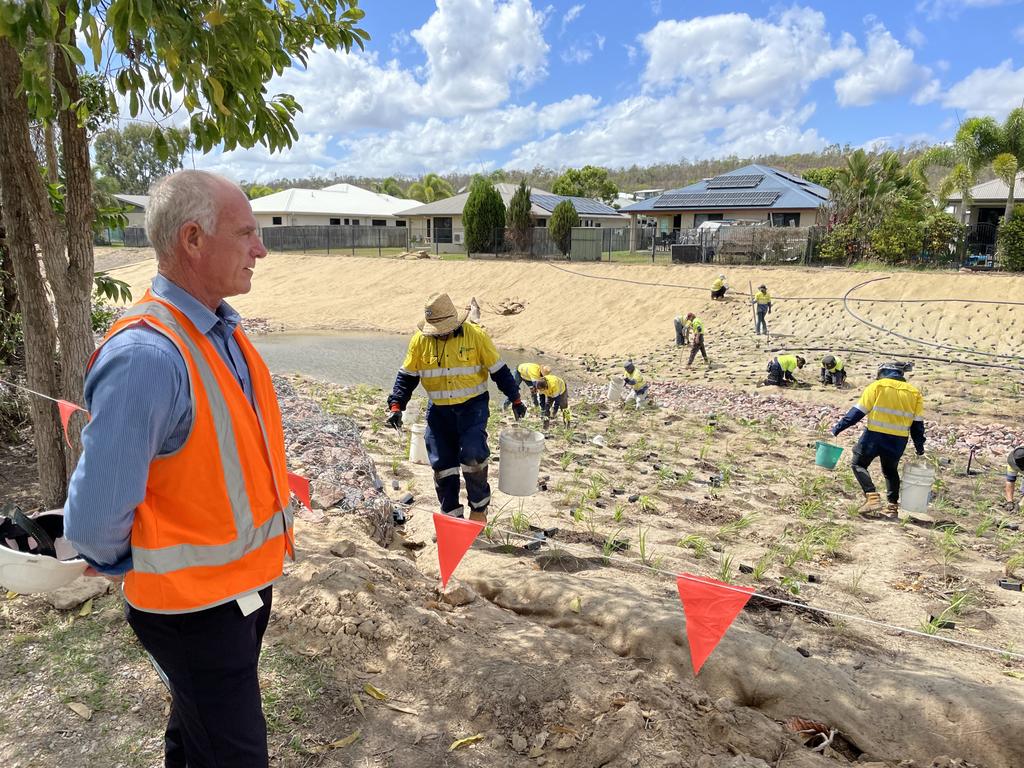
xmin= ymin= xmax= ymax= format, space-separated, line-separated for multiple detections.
xmin=110 ymin=253 xmax=1024 ymax=359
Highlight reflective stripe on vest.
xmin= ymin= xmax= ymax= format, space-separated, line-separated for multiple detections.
xmin=866 ymin=417 xmax=911 ymax=436
xmin=420 ymin=365 xmax=485 ymax=379
xmin=425 ymin=381 xmax=488 ymax=402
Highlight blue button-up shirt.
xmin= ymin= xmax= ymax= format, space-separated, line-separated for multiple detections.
xmin=64 ymin=274 xmax=253 ymax=575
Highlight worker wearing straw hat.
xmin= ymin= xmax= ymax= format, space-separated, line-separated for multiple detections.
xmin=387 ymin=293 xmax=526 ymax=523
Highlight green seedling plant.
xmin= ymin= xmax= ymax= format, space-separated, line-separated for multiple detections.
xmin=752 ymin=545 xmax=780 ymax=581
xmin=601 ymin=527 xmax=627 ymax=563
xmin=715 ymin=513 xmax=758 ymax=541
xmin=612 ymin=503 xmax=626 ymax=523
xmin=678 ymin=534 xmax=709 ymax=559
xmin=559 ymin=451 xmax=575 ymax=471
xmin=637 ymin=524 xmax=657 ymax=566
xmin=716 ymin=553 xmax=734 ymax=583
xmin=638 ymin=495 xmax=657 ymax=513
xmin=1005 ymin=552 xmax=1024 ymax=578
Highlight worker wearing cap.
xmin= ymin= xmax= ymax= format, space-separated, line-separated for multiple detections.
xmin=504 ymin=362 xmax=548 ymax=409
xmin=536 ymin=373 xmax=570 ymax=427
xmin=1005 ymin=447 xmax=1024 ymax=512
xmin=820 ymin=354 xmax=847 ymax=388
xmin=387 ymin=293 xmax=526 ymax=523
xmin=622 ymin=361 xmax=649 ymax=409
xmin=673 ymin=314 xmax=690 ymax=347
xmin=711 ymin=274 xmax=728 ymax=300
xmin=686 ymin=313 xmax=709 ymax=367
xmin=765 ymin=354 xmax=805 ymax=386
xmin=753 ymin=284 xmax=771 ymax=335
xmin=831 ymin=362 xmax=925 ymax=516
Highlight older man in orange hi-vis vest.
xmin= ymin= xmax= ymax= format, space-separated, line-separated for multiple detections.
xmin=64 ymin=170 xmax=292 ymax=768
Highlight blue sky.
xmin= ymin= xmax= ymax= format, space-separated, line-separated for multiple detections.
xmin=193 ymin=0 xmax=1024 ymax=182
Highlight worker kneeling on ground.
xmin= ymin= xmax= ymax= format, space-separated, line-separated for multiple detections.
xmin=537 ymin=373 xmax=570 ymax=428
xmin=831 ymin=362 xmax=925 ymax=517
xmin=1004 ymin=447 xmax=1024 ymax=513
xmin=711 ymin=274 xmax=728 ymax=300
xmin=504 ymin=362 xmax=548 ymax=409
xmin=622 ymin=360 xmax=649 ymax=409
xmin=387 ymin=293 xmax=526 ymax=523
xmin=820 ymin=354 xmax=847 ymax=388
xmin=764 ymin=353 xmax=805 ymax=386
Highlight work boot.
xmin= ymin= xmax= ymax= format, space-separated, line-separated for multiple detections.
xmin=886 ymin=501 xmax=900 ymax=518
xmin=857 ymin=492 xmax=883 ymax=515
xmin=468 ymin=509 xmax=487 ymax=523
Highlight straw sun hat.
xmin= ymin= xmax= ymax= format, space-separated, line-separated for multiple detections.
xmin=417 ymin=292 xmax=469 ymax=336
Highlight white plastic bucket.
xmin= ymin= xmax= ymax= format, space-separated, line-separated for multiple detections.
xmin=498 ymin=428 xmax=545 ymax=496
xmin=900 ymin=462 xmax=935 ymax=514
xmin=607 ymin=377 xmax=624 ymax=401
xmin=409 ymin=423 xmax=429 ymax=465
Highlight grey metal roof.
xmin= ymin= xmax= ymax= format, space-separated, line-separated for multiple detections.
xmin=397 ymin=186 xmax=625 ymax=219
xmin=620 ymin=164 xmax=830 ymax=214
xmin=531 ymin=193 xmax=620 ymax=216
xmin=946 ymin=172 xmax=1024 ymax=203
xmin=113 ymin=194 xmax=149 ymax=209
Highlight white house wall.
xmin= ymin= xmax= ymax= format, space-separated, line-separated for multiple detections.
xmin=653 ymin=208 xmax=820 ymax=230
xmin=256 ymin=213 xmax=409 ymax=228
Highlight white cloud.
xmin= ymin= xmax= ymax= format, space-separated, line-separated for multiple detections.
xmin=624 ymin=44 xmax=637 ymax=63
xmin=595 ymin=33 xmax=606 ymax=51
xmin=561 ymin=3 xmax=584 ymax=33
xmin=561 ymin=44 xmax=592 ymax=64
xmin=390 ymin=29 xmax=412 ymax=55
xmin=906 ymin=26 xmax=926 ymax=47
xmin=943 ymin=59 xmax=1024 ymax=116
xmin=1014 ymin=24 xmax=1024 ymax=42
xmin=834 ymin=22 xmax=932 ymax=106
xmin=917 ymin=0 xmax=1018 ymax=19
xmin=649 ymin=0 xmax=661 ymax=15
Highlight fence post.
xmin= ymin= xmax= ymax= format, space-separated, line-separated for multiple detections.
xmin=378 ymin=228 xmax=382 ymax=258
xmin=327 ymin=226 xmax=331 ymax=255
xmin=650 ymin=229 xmax=655 ymax=263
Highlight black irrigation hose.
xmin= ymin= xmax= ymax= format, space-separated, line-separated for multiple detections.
xmin=781 ymin=346 xmax=1024 ymax=373
xmin=842 ymin=277 xmax=1024 ymax=365
xmin=546 ymin=262 xmax=1024 ymax=304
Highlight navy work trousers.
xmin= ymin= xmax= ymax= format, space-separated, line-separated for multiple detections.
xmin=852 ymin=431 xmax=906 ymax=503
xmin=425 ymin=393 xmax=491 ymax=514
xmin=755 ymin=306 xmax=769 ymax=335
xmin=126 ymin=586 xmax=273 ymax=768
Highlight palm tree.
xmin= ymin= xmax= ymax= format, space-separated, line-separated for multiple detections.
xmin=406 ymin=173 xmax=455 ymax=203
xmin=374 ymin=177 xmax=405 ymax=197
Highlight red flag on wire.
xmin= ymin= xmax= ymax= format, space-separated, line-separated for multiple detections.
xmin=56 ymin=400 xmax=84 ymax=448
xmin=433 ymin=512 xmax=485 ymax=588
xmin=286 ymin=472 xmax=312 ymax=511
xmin=676 ymin=573 xmax=755 ymax=675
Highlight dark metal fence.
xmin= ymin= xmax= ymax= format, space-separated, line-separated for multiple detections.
xmin=261 ymin=224 xmax=409 ymax=254
xmin=644 ymin=226 xmax=824 ymax=265
xmin=94 ymin=226 xmax=150 ymax=247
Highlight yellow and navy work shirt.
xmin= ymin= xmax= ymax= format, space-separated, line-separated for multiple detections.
xmin=399 ymin=323 xmax=503 ymax=406
xmin=855 ymin=378 xmax=924 ymax=438
xmin=777 ymin=354 xmax=800 ymax=373
xmin=824 ymin=356 xmax=844 ymax=372
xmin=537 ymin=374 xmax=566 ymax=397
xmin=518 ymin=362 xmax=543 ymax=382
xmin=711 ymin=278 xmax=725 ymax=291
xmin=754 ymin=290 xmax=771 ymax=306
xmin=624 ymin=367 xmax=646 ymax=391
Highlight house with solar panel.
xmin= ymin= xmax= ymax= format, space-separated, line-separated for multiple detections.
xmin=620 ymin=164 xmax=829 ymax=244
xmin=396 ymin=183 xmax=625 ymax=249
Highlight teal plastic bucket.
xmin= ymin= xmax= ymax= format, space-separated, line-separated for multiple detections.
xmin=815 ymin=441 xmax=843 ymax=469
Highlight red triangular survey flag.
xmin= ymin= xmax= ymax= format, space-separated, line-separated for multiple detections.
xmin=676 ymin=573 xmax=755 ymax=675
xmin=433 ymin=512 xmax=485 ymax=588
xmin=287 ymin=472 xmax=311 ymax=511
xmin=57 ymin=400 xmax=83 ymax=448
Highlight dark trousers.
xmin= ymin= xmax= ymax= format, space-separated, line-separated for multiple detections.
xmin=688 ymin=335 xmax=708 ymax=365
xmin=821 ymin=368 xmax=847 ymax=387
xmin=765 ymin=360 xmax=787 ymax=386
xmin=755 ymin=307 xmax=769 ymax=335
xmin=544 ymin=389 xmax=569 ymax=419
xmin=425 ymin=394 xmax=490 ymax=514
xmin=673 ymin=317 xmax=689 ymax=346
xmin=851 ymin=433 xmax=906 ymax=503
xmin=711 ymin=287 xmax=727 ymax=299
xmin=126 ymin=586 xmax=273 ymax=768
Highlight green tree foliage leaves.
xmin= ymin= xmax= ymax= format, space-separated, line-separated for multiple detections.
xmin=507 ymin=180 xmax=533 ymax=252
xmin=552 ymin=165 xmax=618 ymax=203
xmin=549 ymin=200 xmax=579 ymax=256
xmin=462 ymin=176 xmax=506 ymax=254
xmin=998 ymin=206 xmax=1024 ymax=271
xmin=407 ymin=173 xmax=455 ymax=203
xmin=93 ymin=124 xmax=190 ymax=194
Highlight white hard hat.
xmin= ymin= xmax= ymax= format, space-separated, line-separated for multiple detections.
xmin=0 ymin=509 xmax=87 ymax=594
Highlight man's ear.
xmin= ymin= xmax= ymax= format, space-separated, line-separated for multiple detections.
xmin=180 ymin=221 xmax=203 ymax=259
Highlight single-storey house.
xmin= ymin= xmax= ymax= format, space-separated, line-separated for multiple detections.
xmin=112 ymin=194 xmax=149 ymax=228
xmin=620 ymin=164 xmax=829 ymax=233
xmin=249 ymin=183 xmax=419 ymax=229
xmin=396 ymin=183 xmax=626 ymax=245
xmin=946 ymin=173 xmax=1023 ymax=227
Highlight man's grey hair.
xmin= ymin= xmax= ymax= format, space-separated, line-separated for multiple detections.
xmin=145 ymin=170 xmax=240 ymax=260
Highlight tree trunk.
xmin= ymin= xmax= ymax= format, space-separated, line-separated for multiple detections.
xmin=0 ymin=38 xmax=69 ymax=504
xmin=1004 ymin=175 xmax=1017 ymax=223
xmin=52 ymin=20 xmax=96 ymax=466
xmin=0 ymin=162 xmax=67 ymax=508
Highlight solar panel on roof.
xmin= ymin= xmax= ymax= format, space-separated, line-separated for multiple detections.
xmin=531 ymin=193 xmax=616 ymax=215
xmin=705 ymin=174 xmax=764 ymax=189
xmin=653 ymin=191 xmax=782 ymax=208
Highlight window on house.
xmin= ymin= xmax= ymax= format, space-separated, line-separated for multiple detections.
xmin=770 ymin=212 xmax=800 ymax=227
xmin=536 ymin=218 xmax=546 ymax=227
xmin=395 ymin=220 xmax=406 ymax=227
xmin=351 ymin=219 xmax=360 ymax=226
xmin=694 ymin=213 xmax=724 ymax=226
xmin=329 ymin=218 xmax=341 ymax=226
xmin=272 ymin=216 xmax=282 ymax=226
xmin=344 ymin=218 xmax=350 ymax=225
xmin=372 ymin=219 xmax=387 ymax=227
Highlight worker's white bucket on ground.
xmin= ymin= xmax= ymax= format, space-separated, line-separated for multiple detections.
xmin=498 ymin=428 xmax=545 ymax=496
xmin=900 ymin=462 xmax=935 ymax=514
xmin=607 ymin=377 xmax=624 ymax=401
xmin=409 ymin=423 xmax=429 ymax=465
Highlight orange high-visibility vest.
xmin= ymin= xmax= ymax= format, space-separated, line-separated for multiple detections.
xmin=89 ymin=292 xmax=294 ymax=613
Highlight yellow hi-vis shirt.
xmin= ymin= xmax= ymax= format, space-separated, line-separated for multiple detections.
xmin=689 ymin=317 xmax=705 ymax=334
xmin=824 ymin=356 xmax=845 ymax=372
xmin=517 ymin=362 xmax=543 ymax=381
xmin=400 ymin=323 xmax=503 ymax=406
xmin=711 ymin=278 xmax=725 ymax=291
xmin=855 ymin=378 xmax=924 ymax=438
xmin=624 ymin=367 xmax=646 ymax=390
xmin=777 ymin=354 xmax=800 ymax=372
xmin=754 ymin=290 xmax=771 ymax=305
xmin=536 ymin=374 xmax=566 ymax=396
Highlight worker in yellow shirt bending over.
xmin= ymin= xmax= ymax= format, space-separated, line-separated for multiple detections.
xmin=764 ymin=353 xmax=805 ymax=386
xmin=387 ymin=293 xmax=526 ymax=523
xmin=820 ymin=354 xmax=847 ymax=388
xmin=536 ymin=373 xmax=570 ymax=427
xmin=504 ymin=362 xmax=549 ymax=409
xmin=711 ymin=274 xmax=728 ymax=300
xmin=831 ymin=362 xmax=926 ymax=517
xmin=622 ymin=361 xmax=649 ymax=409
